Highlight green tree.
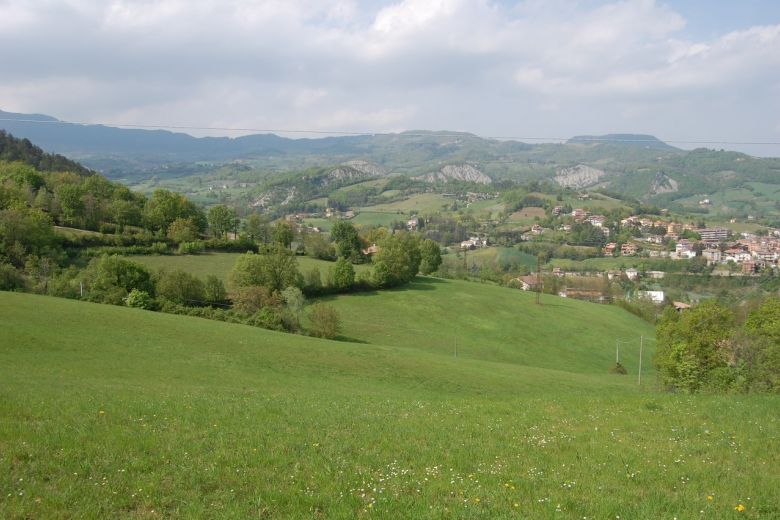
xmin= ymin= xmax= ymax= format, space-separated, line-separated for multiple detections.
xmin=330 ymin=221 xmax=362 ymax=261
xmin=371 ymin=232 xmax=421 ymax=287
xmin=273 ymin=220 xmax=295 ymax=249
xmin=243 ymin=213 xmax=270 ymax=243
xmin=155 ymin=269 xmax=206 ymax=305
xmin=229 ymin=246 xmax=302 ymax=292
xmin=204 ymin=274 xmax=227 ymax=304
xmin=53 ymin=183 xmax=84 ymax=227
xmin=0 ymin=208 xmax=59 ymax=267
xmin=419 ymin=239 xmax=442 ymax=275
xmin=83 ymin=255 xmax=155 ymax=304
xmin=108 ymin=199 xmax=142 ymax=229
xmin=654 ymin=301 xmax=734 ymax=392
xmin=208 ymin=204 xmax=238 ymax=238
xmin=332 ymin=256 xmax=355 ymax=290
xmin=167 ymin=217 xmax=200 ymax=243
xmin=143 ymin=189 xmax=205 ymax=233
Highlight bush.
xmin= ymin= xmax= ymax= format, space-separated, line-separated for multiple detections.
xmin=0 ymin=263 xmax=25 ymax=291
xmin=177 ymin=241 xmax=205 ymax=255
xmin=308 ymin=303 xmax=341 ymax=339
xmin=124 ymin=289 xmax=155 ymax=310
xmin=247 ymin=307 xmax=286 ymax=331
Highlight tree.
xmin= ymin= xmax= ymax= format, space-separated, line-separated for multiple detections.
xmin=371 ymin=232 xmax=421 ymax=287
xmin=654 ymin=301 xmax=734 ymax=392
xmin=229 ymin=246 xmax=302 ymax=292
xmin=333 ymin=256 xmax=355 ymax=290
xmin=208 ymin=204 xmax=238 ymax=238
xmin=204 ymin=275 xmax=227 ymax=304
xmin=143 ymin=189 xmax=205 ymax=233
xmin=155 ymin=269 xmax=206 ymax=305
xmin=53 ymin=183 xmax=84 ymax=227
xmin=419 ymin=239 xmax=442 ymax=275
xmin=167 ymin=217 xmax=200 ymax=243
xmin=308 ymin=303 xmax=341 ymax=339
xmin=330 ymin=221 xmax=362 ymax=261
xmin=305 ymin=233 xmax=336 ymax=260
xmin=83 ymin=255 xmax=155 ymax=305
xmin=243 ymin=213 xmax=270 ymax=243
xmin=273 ymin=220 xmax=295 ymax=249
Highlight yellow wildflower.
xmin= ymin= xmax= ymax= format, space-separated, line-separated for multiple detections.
xmin=735 ymin=504 xmax=745 ymax=512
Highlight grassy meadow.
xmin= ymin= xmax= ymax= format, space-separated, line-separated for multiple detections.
xmin=1 ymin=291 xmax=779 ymax=518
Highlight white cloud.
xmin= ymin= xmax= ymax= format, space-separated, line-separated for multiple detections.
xmin=0 ymin=0 xmax=778 ymax=154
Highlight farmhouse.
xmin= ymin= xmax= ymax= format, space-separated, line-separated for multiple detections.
xmin=461 ymin=236 xmax=488 ymax=250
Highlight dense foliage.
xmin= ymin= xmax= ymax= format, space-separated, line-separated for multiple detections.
xmin=655 ymin=299 xmax=780 ymax=393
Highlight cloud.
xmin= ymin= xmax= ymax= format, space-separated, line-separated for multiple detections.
xmin=0 ymin=0 xmax=778 ymax=154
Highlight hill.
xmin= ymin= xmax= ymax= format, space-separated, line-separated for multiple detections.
xmin=2 ymin=291 xmax=779 ymax=518
xmin=0 ymin=129 xmax=92 ymax=175
xmin=567 ymin=133 xmax=677 ymax=150
xmin=323 ymin=277 xmax=653 ymax=374
xmin=4 ymin=110 xmax=780 ymax=218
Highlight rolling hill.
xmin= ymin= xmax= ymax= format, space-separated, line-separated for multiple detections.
xmin=4 ymin=109 xmax=780 ymax=218
xmin=2 ymin=290 xmax=779 ymax=518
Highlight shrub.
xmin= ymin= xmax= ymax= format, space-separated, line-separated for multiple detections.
xmin=124 ymin=289 xmax=155 ymax=310
xmin=0 ymin=263 xmax=25 ymax=291
xmin=308 ymin=303 xmax=341 ymax=339
xmin=177 ymin=241 xmax=205 ymax=255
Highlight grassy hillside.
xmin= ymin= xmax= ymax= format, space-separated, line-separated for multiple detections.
xmin=323 ymin=277 xmax=654 ymax=376
xmin=1 ymin=292 xmax=779 ymax=518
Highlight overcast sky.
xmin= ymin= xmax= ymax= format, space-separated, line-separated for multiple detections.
xmin=1 ymin=0 xmax=779 ymax=155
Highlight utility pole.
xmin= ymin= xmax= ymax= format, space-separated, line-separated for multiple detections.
xmin=638 ymin=335 xmax=644 ymax=386
xmin=535 ymin=257 xmax=541 ymax=305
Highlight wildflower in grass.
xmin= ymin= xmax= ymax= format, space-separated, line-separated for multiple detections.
xmin=707 ymin=495 xmax=713 ymax=501
xmin=735 ymin=504 xmax=745 ymax=512
xmin=99 ymin=410 xmax=105 ymax=415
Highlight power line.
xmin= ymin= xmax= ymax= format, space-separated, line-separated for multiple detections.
xmin=2 ymin=117 xmax=779 ymax=147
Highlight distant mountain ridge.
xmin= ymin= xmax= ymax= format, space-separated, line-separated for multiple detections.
xmin=4 ymin=110 xmax=780 ymax=212
xmin=568 ymin=133 xmax=677 ymax=150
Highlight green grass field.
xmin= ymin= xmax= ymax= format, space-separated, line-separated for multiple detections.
xmin=441 ymin=247 xmax=538 ymax=273
xmin=2 ymin=291 xmax=779 ymax=518
xmin=129 ymin=253 xmax=370 ymax=287
xmin=359 ymin=193 xmax=453 ymax=214
xmin=323 ymin=277 xmax=654 ymax=375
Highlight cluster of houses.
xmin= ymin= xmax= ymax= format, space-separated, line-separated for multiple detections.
xmin=460 ymin=236 xmax=489 ymax=250
xmin=595 ymin=213 xmax=780 ymax=274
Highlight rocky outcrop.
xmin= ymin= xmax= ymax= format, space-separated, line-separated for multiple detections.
xmin=554 ymin=164 xmax=605 ymax=189
xmin=324 ymin=161 xmax=388 ymax=185
xmin=417 ymin=164 xmax=492 ymax=184
xmin=651 ymin=172 xmax=678 ymax=194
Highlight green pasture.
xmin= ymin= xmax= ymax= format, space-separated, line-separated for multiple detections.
xmin=324 ymin=277 xmax=654 ymax=375
xmin=359 ymin=193 xmax=453 ymax=214
xmin=442 ymin=246 xmax=538 ymax=272
xmin=1 ymin=292 xmax=778 ymax=518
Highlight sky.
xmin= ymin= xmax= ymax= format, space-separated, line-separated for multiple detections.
xmin=1 ymin=0 xmax=779 ymax=155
